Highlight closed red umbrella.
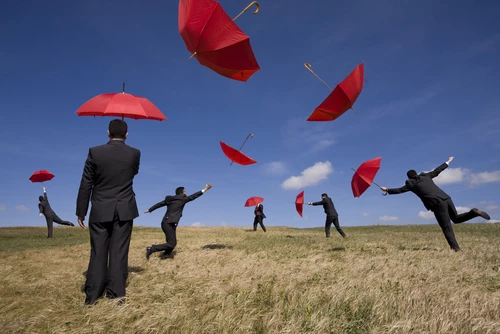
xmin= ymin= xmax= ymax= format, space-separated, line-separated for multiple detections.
xmin=304 ymin=63 xmax=365 ymax=121
xmin=29 ymin=170 xmax=54 ymax=183
xmin=351 ymin=157 xmax=385 ymax=197
xmin=75 ymin=83 xmax=167 ymax=121
xmin=179 ymin=0 xmax=261 ymax=82
xmin=245 ymin=196 xmax=263 ymax=207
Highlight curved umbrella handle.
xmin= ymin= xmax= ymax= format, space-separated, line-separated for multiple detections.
xmin=233 ymin=1 xmax=260 ymax=21
xmin=304 ymin=63 xmax=333 ymax=91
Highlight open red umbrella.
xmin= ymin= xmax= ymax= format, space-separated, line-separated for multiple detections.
xmin=29 ymin=170 xmax=54 ymax=183
xmin=179 ymin=0 xmax=261 ymax=82
xmin=245 ymin=196 xmax=263 ymax=207
xmin=75 ymin=83 xmax=167 ymax=121
xmin=220 ymin=133 xmax=256 ymax=166
xmin=295 ymin=190 xmax=304 ymax=217
xmin=304 ymin=63 xmax=365 ymax=122
xmin=351 ymin=157 xmax=385 ymax=197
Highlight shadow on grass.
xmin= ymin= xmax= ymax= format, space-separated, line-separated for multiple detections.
xmin=328 ymin=247 xmax=345 ymax=252
xmin=202 ymin=244 xmax=233 ymax=250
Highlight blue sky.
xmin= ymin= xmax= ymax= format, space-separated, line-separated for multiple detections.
xmin=1 ymin=0 xmax=499 ymax=229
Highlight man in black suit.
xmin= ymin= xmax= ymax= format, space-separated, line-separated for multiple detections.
xmin=76 ymin=119 xmax=141 ymax=305
xmin=381 ymin=156 xmax=491 ymax=251
xmin=253 ymin=203 xmax=267 ymax=232
xmin=144 ymin=183 xmax=212 ymax=260
xmin=308 ymin=193 xmax=346 ymax=238
xmin=39 ymin=186 xmax=74 ymax=238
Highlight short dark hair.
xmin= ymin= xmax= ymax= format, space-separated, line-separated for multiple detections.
xmin=407 ymin=170 xmax=418 ymax=179
xmin=321 ymin=193 xmax=328 ymax=197
xmin=39 ymin=196 xmax=44 ymax=202
xmin=108 ymin=119 xmax=128 ymax=139
xmin=175 ymin=187 xmax=185 ymax=195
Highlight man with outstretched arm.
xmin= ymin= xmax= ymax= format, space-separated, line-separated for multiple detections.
xmin=308 ymin=193 xmax=346 ymax=238
xmin=144 ymin=183 xmax=213 ymax=260
xmin=380 ymin=156 xmax=490 ymax=251
xmin=39 ymin=186 xmax=74 ymax=238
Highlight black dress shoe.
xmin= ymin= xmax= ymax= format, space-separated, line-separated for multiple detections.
xmin=472 ymin=208 xmax=490 ymax=220
xmin=146 ymin=247 xmax=153 ymax=260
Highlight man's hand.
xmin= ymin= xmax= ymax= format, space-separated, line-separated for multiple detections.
xmin=447 ymin=156 xmax=454 ymax=164
xmin=39 ymin=213 xmax=43 ymax=217
xmin=204 ymin=183 xmax=213 ymax=191
xmin=144 ymin=210 xmax=150 ymax=214
xmin=381 ymin=187 xmax=388 ymax=192
xmin=77 ymin=216 xmax=87 ymax=230
xmin=43 ymin=186 xmax=46 ymax=192
xmin=307 ymin=202 xmax=312 ymax=205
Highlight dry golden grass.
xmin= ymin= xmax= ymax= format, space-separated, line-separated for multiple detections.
xmin=0 ymin=223 xmax=499 ymax=333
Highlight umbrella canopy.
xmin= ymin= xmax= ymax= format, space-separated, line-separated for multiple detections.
xmin=305 ymin=63 xmax=365 ymax=121
xmin=295 ymin=190 xmax=304 ymax=217
xmin=220 ymin=139 xmax=256 ymax=166
xmin=179 ymin=0 xmax=261 ymax=81
xmin=75 ymin=83 xmax=167 ymax=121
xmin=351 ymin=157 xmax=383 ymax=197
xmin=245 ymin=196 xmax=263 ymax=207
xmin=29 ymin=170 xmax=54 ymax=183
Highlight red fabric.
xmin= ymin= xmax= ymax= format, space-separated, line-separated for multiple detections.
xmin=29 ymin=170 xmax=54 ymax=183
xmin=245 ymin=196 xmax=263 ymax=207
xmin=307 ymin=63 xmax=365 ymax=121
xmin=295 ymin=190 xmax=304 ymax=217
xmin=75 ymin=93 xmax=167 ymax=121
xmin=220 ymin=141 xmax=257 ymax=165
xmin=178 ymin=0 xmax=260 ymax=82
xmin=351 ymin=157 xmax=381 ymax=197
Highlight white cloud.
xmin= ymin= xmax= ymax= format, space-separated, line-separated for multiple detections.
xmin=281 ymin=161 xmax=333 ymax=190
xmin=362 ymin=212 xmax=369 ymax=216
xmin=312 ymin=139 xmax=335 ymax=152
xmin=433 ymin=168 xmax=470 ymax=185
xmin=281 ymin=118 xmax=336 ymax=153
xmin=261 ymin=161 xmax=287 ymax=176
xmin=486 ymin=205 xmax=499 ymax=211
xmin=378 ymin=215 xmax=398 ymax=221
xmin=418 ymin=206 xmax=471 ymax=220
xmin=469 ymin=171 xmax=500 ymax=185
xmin=191 ymin=222 xmax=204 ymax=227
xmin=16 ymin=205 xmax=29 ymax=212
xmin=220 ymin=221 xmax=229 ymax=226
xmin=0 ymin=204 xmax=6 ymax=211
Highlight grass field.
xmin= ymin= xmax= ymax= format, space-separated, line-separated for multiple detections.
xmin=0 ymin=223 xmax=499 ymax=333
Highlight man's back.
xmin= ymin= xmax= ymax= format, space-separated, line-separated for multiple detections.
xmin=313 ymin=196 xmax=338 ymax=216
xmin=76 ymin=140 xmax=141 ymax=223
xmin=39 ymin=195 xmax=54 ymax=216
xmin=148 ymin=191 xmax=204 ymax=224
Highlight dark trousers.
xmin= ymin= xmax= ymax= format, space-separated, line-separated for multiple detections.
xmin=84 ymin=214 xmax=133 ymax=304
xmin=150 ymin=221 xmax=177 ymax=255
xmin=432 ymin=198 xmax=481 ymax=250
xmin=325 ymin=215 xmax=345 ymax=238
xmin=45 ymin=214 xmax=73 ymax=238
xmin=253 ymin=215 xmax=266 ymax=232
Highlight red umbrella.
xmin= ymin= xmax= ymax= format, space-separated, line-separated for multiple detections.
xmin=351 ymin=157 xmax=385 ymax=197
xmin=179 ymin=0 xmax=261 ymax=82
xmin=220 ymin=133 xmax=256 ymax=166
xmin=245 ymin=196 xmax=263 ymax=207
xmin=295 ymin=190 xmax=304 ymax=217
xmin=29 ymin=170 xmax=54 ymax=183
xmin=75 ymin=83 xmax=167 ymax=121
xmin=304 ymin=63 xmax=365 ymax=122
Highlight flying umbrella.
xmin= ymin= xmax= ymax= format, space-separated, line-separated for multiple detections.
xmin=29 ymin=170 xmax=54 ymax=184
xmin=220 ymin=133 xmax=256 ymax=166
xmin=179 ymin=0 xmax=261 ymax=82
xmin=351 ymin=157 xmax=386 ymax=197
xmin=304 ymin=62 xmax=365 ymax=122
xmin=295 ymin=190 xmax=304 ymax=217
xmin=245 ymin=196 xmax=263 ymax=207
xmin=75 ymin=83 xmax=167 ymax=121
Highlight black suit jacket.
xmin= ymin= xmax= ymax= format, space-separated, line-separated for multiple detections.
xmin=387 ymin=162 xmax=450 ymax=211
xmin=312 ymin=196 xmax=338 ymax=217
xmin=76 ymin=140 xmax=141 ymax=223
xmin=254 ymin=203 xmax=266 ymax=219
xmin=148 ymin=191 xmax=204 ymax=224
xmin=38 ymin=192 xmax=55 ymax=217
